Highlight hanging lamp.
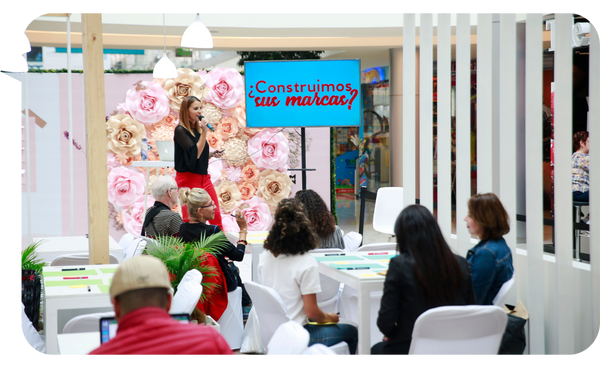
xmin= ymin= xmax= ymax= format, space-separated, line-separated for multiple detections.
xmin=153 ymin=14 xmax=178 ymax=79
xmin=181 ymin=13 xmax=213 ymax=49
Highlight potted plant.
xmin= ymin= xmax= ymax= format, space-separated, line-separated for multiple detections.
xmin=148 ymin=232 xmax=230 ymax=324
xmin=21 ymin=240 xmax=47 ymax=330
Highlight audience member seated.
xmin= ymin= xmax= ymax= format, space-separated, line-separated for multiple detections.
xmin=372 ymin=205 xmax=475 ymax=354
xmin=89 ymin=255 xmax=232 ymax=355
xmin=258 ymin=198 xmax=358 ymax=354
xmin=295 ymin=189 xmax=344 ymax=249
xmin=464 ymin=192 xmax=514 ymax=305
xmin=142 ymin=176 xmax=183 ymax=238
xmin=178 ymin=187 xmax=252 ymax=310
xmin=572 ymin=131 xmax=590 ymax=203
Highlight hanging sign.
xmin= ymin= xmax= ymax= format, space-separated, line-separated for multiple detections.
xmin=244 ymin=59 xmax=362 ymax=128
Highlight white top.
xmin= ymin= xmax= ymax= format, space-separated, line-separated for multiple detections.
xmin=258 ymin=250 xmax=321 ymax=325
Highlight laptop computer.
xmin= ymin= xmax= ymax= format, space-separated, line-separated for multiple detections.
xmin=99 ymin=313 xmax=190 ymax=344
xmin=155 ymin=140 xmax=175 ymax=162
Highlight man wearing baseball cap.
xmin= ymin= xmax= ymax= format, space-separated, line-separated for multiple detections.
xmin=89 ymin=255 xmax=232 ymax=354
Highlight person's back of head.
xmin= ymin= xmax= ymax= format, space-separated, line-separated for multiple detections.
xmin=151 ymin=176 xmax=177 ymax=199
xmin=295 ymin=189 xmax=336 ymax=238
xmin=394 ymin=205 xmax=464 ymax=304
xmin=467 ymin=192 xmax=510 ymax=242
xmin=264 ymin=198 xmax=319 ymax=256
xmin=179 ymin=187 xmax=211 ymax=220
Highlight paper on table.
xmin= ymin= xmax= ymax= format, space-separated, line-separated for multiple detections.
xmin=43 ymin=270 xmax=99 ymax=277
xmin=98 ymin=285 xmax=111 ymax=294
xmin=69 ymin=285 xmax=87 ymax=288
xmin=360 ymin=274 xmax=377 ymax=277
xmin=98 ymin=268 xmax=117 ymax=274
xmin=333 ymin=261 xmax=350 ymax=264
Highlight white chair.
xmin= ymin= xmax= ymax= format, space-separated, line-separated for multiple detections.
xmin=338 ymin=285 xmax=384 ymax=344
xmin=266 ymin=320 xmax=310 ymax=355
xmin=245 ymin=281 xmax=351 ymax=354
xmin=62 ymin=311 xmax=116 ymax=334
xmin=122 ymin=238 xmax=147 ymax=261
xmin=118 ymin=233 xmax=136 ymax=255
xmin=343 ymin=232 xmax=362 ymax=252
xmin=217 ymin=287 xmax=244 ymax=350
xmin=21 ymin=302 xmax=45 ymax=353
xmin=493 ymin=274 xmax=516 ymax=307
xmin=372 ymin=187 xmax=404 ymax=237
xmin=51 ymin=253 xmax=120 ymax=266
xmin=169 ymin=269 xmax=203 ymax=315
xmin=408 ymin=305 xmax=508 ymax=354
xmin=141 ymin=236 xmax=159 ymax=254
xmin=356 ymin=242 xmax=397 ymax=253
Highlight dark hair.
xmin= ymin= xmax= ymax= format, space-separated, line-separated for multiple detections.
xmin=295 ymin=189 xmax=336 ymax=238
xmin=467 ymin=193 xmax=510 ymax=242
xmin=395 ymin=205 xmax=464 ymax=304
xmin=179 ymin=96 xmax=202 ymax=137
xmin=264 ymin=198 xmax=319 ymax=256
xmin=573 ymin=131 xmax=589 ymax=152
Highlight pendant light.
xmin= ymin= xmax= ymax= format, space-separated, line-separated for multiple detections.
xmin=181 ymin=13 xmax=213 ymax=49
xmin=153 ymin=14 xmax=178 ymax=79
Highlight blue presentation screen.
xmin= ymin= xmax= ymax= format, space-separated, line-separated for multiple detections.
xmin=244 ymin=59 xmax=362 ymax=128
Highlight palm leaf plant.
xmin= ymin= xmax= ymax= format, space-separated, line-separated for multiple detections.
xmin=22 ymin=240 xmax=47 ymax=274
xmin=148 ymin=232 xmax=230 ymax=303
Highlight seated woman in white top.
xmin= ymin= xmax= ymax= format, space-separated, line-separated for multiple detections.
xmin=258 ymin=198 xmax=358 ymax=354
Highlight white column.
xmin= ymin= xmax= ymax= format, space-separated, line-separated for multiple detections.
xmin=403 ymin=14 xmax=416 ymax=206
xmin=419 ymin=14 xmax=433 ymax=212
xmin=477 ymin=14 xmax=493 ymax=195
xmin=67 ymin=14 xmax=74 ymax=236
xmin=389 ymin=48 xmax=403 ymax=189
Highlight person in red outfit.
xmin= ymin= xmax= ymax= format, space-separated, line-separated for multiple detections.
xmin=89 ymin=255 xmax=232 ymax=355
xmin=174 ymin=95 xmax=224 ymax=229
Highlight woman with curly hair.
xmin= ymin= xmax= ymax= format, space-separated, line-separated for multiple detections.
xmin=258 ymin=198 xmax=358 ymax=353
xmin=295 ymin=189 xmax=344 ymax=249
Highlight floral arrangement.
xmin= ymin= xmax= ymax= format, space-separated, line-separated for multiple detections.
xmin=107 ymin=68 xmax=294 ymax=236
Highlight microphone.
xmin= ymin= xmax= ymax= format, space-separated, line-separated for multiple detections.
xmin=198 ymin=115 xmax=215 ymax=132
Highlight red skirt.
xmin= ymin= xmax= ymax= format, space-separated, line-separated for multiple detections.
xmin=175 ymin=171 xmax=223 ymax=230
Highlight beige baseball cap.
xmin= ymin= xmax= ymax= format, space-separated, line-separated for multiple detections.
xmin=109 ymin=255 xmax=171 ymax=299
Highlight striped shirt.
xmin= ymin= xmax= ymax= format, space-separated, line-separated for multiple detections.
xmin=572 ymin=152 xmax=590 ymax=193
xmin=143 ymin=206 xmax=183 ymax=237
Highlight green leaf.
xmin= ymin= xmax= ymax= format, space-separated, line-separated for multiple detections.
xmin=21 ymin=240 xmax=48 ymax=275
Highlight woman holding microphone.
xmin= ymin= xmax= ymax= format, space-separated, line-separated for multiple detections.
xmin=174 ymin=96 xmax=223 ymax=229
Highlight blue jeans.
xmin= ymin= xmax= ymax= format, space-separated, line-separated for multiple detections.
xmin=303 ymin=323 xmax=358 ymax=354
xmin=573 ymin=191 xmax=589 ymax=202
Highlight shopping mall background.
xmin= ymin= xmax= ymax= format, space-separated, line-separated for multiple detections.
xmin=6 ymin=10 xmax=599 ymax=356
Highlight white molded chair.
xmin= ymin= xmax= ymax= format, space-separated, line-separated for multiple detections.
xmin=343 ymin=232 xmax=362 ymax=252
xmin=22 ymin=302 xmax=45 ymax=353
xmin=51 ymin=253 xmax=120 ymax=266
xmin=356 ymin=242 xmax=397 ymax=253
xmin=62 ymin=311 xmax=116 ymax=334
xmin=245 ymin=281 xmax=351 ymax=354
xmin=266 ymin=320 xmax=310 ymax=355
xmin=122 ymin=238 xmax=147 ymax=261
xmin=338 ymin=285 xmax=384 ymax=344
xmin=408 ymin=305 xmax=508 ymax=354
xmin=372 ymin=187 xmax=404 ymax=236
xmin=118 ymin=233 xmax=136 ymax=255
xmin=493 ymin=274 xmax=516 ymax=307
xmin=217 ymin=287 xmax=244 ymax=350
xmin=169 ymin=269 xmax=203 ymax=315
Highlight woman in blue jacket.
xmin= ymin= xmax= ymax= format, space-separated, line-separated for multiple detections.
xmin=464 ymin=192 xmax=514 ymax=305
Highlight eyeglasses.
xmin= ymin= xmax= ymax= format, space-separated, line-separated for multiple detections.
xmin=200 ymin=202 xmax=215 ymax=209
xmin=167 ymin=188 xmax=178 ymax=195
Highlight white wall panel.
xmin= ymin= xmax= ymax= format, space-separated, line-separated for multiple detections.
xmin=553 ymin=13 xmax=575 ymax=354
xmin=419 ymin=14 xmax=433 ymax=212
xmin=477 ymin=14 xmax=493 ymax=195
xmin=436 ymin=14 xmax=452 ymax=242
xmin=455 ymin=13 xmax=471 ymax=256
xmin=403 ymin=14 xmax=416 ymax=206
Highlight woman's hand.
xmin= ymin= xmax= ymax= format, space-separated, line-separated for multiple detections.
xmin=324 ymin=312 xmax=339 ymax=323
xmin=233 ymin=209 xmax=248 ymax=231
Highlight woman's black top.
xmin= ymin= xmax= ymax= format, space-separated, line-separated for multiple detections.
xmin=174 ymin=125 xmax=209 ymax=175
xmin=376 ymin=253 xmax=475 ymax=354
xmin=178 ymin=221 xmax=245 ymax=292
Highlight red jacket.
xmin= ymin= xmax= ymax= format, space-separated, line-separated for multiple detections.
xmin=89 ymin=307 xmax=232 ymax=355
xmin=195 ymin=253 xmax=228 ymax=321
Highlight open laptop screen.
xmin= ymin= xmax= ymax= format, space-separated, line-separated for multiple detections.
xmin=99 ymin=313 xmax=190 ymax=344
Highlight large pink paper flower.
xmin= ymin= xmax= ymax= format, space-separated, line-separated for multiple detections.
xmin=107 ymin=166 xmax=146 ymax=208
xmin=238 ymin=182 xmax=257 ymax=201
xmin=204 ymin=67 xmax=244 ymax=110
xmin=125 ymin=81 xmax=170 ymax=125
xmin=216 ymin=180 xmax=242 ymax=213
xmin=241 ymin=164 xmax=260 ymax=188
xmin=241 ymin=196 xmax=273 ymax=231
xmin=229 ymin=99 xmax=264 ymax=136
xmin=218 ymin=116 xmax=239 ymax=140
xmin=208 ymin=157 xmax=225 ymax=186
xmin=221 ymin=210 xmax=240 ymax=233
xmin=247 ymin=129 xmax=289 ymax=171
xmin=122 ymin=196 xmax=155 ymax=236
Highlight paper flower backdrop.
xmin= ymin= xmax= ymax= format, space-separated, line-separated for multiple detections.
xmin=106 ymin=68 xmax=294 ymax=236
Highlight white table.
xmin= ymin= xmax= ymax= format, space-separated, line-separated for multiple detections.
xmin=42 ymin=264 xmax=117 ymax=354
xmin=132 ymin=160 xmax=175 ymax=215
xmin=57 ymin=332 xmax=100 ymax=355
xmin=34 ymin=235 xmax=122 ymax=266
xmin=312 ymin=251 xmax=392 ymax=355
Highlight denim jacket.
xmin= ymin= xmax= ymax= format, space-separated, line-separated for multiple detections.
xmin=466 ymin=237 xmax=514 ymax=305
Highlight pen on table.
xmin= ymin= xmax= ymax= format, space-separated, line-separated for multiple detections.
xmin=324 ymin=253 xmax=346 ymax=256
xmin=346 ymin=267 xmax=370 ymax=270
xmin=61 ymin=268 xmax=77 ymax=271
xmin=368 ymin=252 xmax=389 ymax=255
xmin=87 ymin=286 xmax=91 ymax=292
xmin=63 ymin=276 xmax=88 ymax=280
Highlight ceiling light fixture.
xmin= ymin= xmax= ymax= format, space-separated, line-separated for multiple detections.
xmin=181 ymin=13 xmax=213 ymax=49
xmin=153 ymin=14 xmax=178 ymax=79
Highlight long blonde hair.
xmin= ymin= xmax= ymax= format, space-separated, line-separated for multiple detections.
xmin=179 ymin=187 xmax=211 ymax=220
xmin=178 ymin=96 xmax=202 ymax=137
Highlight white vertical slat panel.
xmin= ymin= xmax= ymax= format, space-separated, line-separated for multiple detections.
xmin=499 ymin=14 xmax=517 ymax=257
xmin=455 ymin=13 xmax=471 ymax=256
xmin=525 ymin=13 xmax=546 ymax=355
xmin=554 ymin=13 xmax=575 ymax=354
xmin=588 ymin=23 xmax=600 ymax=341
xmin=403 ymin=14 xmax=416 ymax=206
xmin=419 ymin=14 xmax=433 ymax=212
xmin=437 ymin=14 xmax=452 ymax=241
xmin=477 ymin=14 xmax=493 ymax=195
